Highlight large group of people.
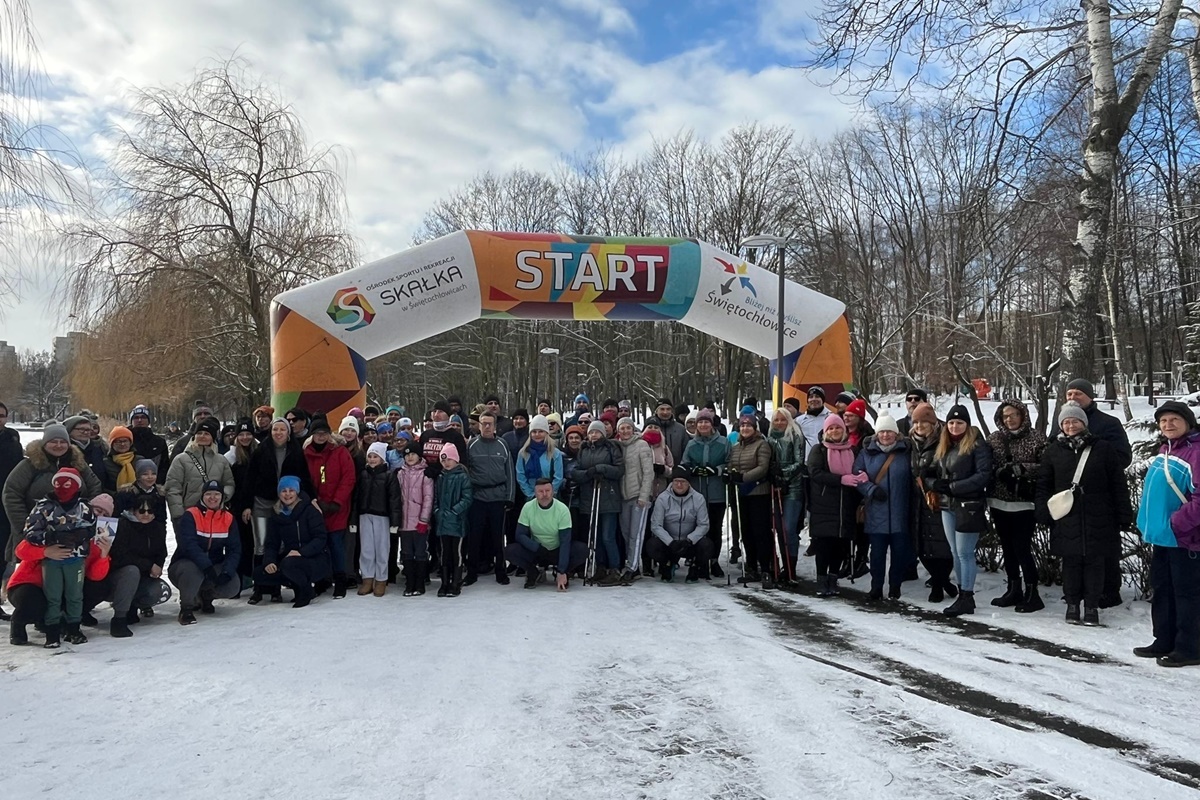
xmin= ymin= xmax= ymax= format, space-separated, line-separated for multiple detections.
xmin=0 ymin=380 xmax=1197 ymax=668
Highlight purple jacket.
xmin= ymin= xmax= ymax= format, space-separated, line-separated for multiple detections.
xmin=1139 ymin=431 xmax=1200 ymax=551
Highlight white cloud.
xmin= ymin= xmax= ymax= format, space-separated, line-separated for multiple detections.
xmin=0 ymin=0 xmax=855 ymax=351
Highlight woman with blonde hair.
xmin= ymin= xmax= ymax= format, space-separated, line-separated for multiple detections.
xmin=926 ymin=404 xmax=993 ymax=616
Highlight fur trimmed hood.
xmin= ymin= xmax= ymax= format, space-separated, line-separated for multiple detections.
xmin=24 ymin=439 xmax=90 ymax=473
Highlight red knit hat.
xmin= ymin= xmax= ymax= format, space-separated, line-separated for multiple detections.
xmin=845 ymin=399 xmax=868 ymax=419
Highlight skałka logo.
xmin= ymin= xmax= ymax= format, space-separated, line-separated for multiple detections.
xmin=327 ymin=287 xmax=376 ymax=331
xmin=716 ymin=258 xmax=757 ymax=297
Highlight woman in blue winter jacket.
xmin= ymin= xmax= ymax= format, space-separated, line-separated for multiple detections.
xmin=1136 ymin=401 xmax=1200 ymax=667
xmin=852 ymin=415 xmax=912 ymax=601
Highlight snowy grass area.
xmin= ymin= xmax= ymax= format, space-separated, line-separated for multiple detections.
xmin=5 ymin=416 xmax=1194 ymax=799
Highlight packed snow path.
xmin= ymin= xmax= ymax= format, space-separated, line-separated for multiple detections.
xmin=2 ymin=572 xmax=1196 ymax=799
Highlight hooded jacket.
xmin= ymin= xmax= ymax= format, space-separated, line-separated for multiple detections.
xmin=986 ymin=400 xmax=1048 ymax=511
xmin=649 ymin=486 xmax=710 ymax=545
xmin=247 ymin=437 xmax=315 ymax=504
xmin=3 ymin=440 xmax=103 ymax=562
xmin=7 ymin=538 xmax=110 ymax=592
xmin=303 ymin=438 xmax=356 ymax=531
xmin=165 ymin=442 xmax=234 ymax=520
xmin=806 ymin=442 xmax=861 ymax=539
xmin=1139 ymin=430 xmax=1200 ymax=551
xmin=131 ymin=426 xmax=169 ymax=484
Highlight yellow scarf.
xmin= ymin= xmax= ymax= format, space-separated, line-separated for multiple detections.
xmin=113 ymin=451 xmax=137 ymax=489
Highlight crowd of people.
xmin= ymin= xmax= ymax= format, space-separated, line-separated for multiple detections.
xmin=0 ymin=381 xmax=1197 ymax=668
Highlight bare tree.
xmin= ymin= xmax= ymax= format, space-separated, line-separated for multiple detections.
xmin=64 ymin=57 xmax=356 ymax=409
xmin=808 ymin=0 xmax=1185 ymax=390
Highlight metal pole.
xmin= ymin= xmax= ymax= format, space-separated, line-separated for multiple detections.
xmin=555 ymin=357 xmax=560 ymax=414
xmin=776 ymin=245 xmax=786 ymax=410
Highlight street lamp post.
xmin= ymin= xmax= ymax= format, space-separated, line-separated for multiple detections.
xmin=412 ymin=361 xmax=427 ymax=416
xmin=740 ymin=234 xmax=791 ymax=410
xmin=540 ymin=347 xmax=560 ymax=410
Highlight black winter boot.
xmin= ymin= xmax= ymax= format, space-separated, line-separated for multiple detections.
xmin=63 ymin=623 xmax=88 ymax=644
xmin=943 ymin=580 xmax=959 ymax=599
xmin=80 ymin=610 xmax=98 ymax=627
xmin=943 ymin=590 xmax=975 ymax=616
xmin=991 ymin=579 xmax=1023 ymax=607
xmin=10 ymin=621 xmax=29 ymax=646
xmin=42 ymin=624 xmax=61 ymax=649
xmin=247 ymin=588 xmax=264 ymax=605
xmin=1014 ymin=583 xmax=1045 ymax=613
xmin=110 ymin=617 xmax=133 ymax=638
xmin=1065 ymin=603 xmax=1081 ymax=624
xmin=332 ymin=574 xmax=347 ymax=599
xmin=126 ymin=608 xmax=140 ymax=624
xmin=413 ymin=562 xmax=427 ymax=595
xmin=928 ymin=583 xmax=944 ymax=603
xmin=1082 ymin=606 xmax=1100 ymax=626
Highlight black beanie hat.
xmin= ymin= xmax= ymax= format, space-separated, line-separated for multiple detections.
xmin=512 ymin=408 xmax=530 ymax=421
xmin=310 ymin=416 xmax=332 ymax=434
xmin=433 ymin=400 xmax=452 ymax=415
xmin=235 ymin=418 xmax=254 ymax=435
xmin=1066 ymin=378 xmax=1095 ymax=400
xmin=945 ymin=404 xmax=971 ymax=425
xmin=670 ymin=465 xmax=691 ymax=481
xmin=807 ymin=385 xmax=826 ymax=400
xmin=906 ymin=387 xmax=928 ymax=402
xmin=1155 ymin=400 xmax=1198 ymax=430
xmin=195 ymin=417 xmax=220 ymax=438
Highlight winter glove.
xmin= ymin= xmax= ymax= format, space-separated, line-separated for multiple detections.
xmin=994 ymin=464 xmax=1012 ymax=482
xmin=726 ymin=468 xmax=742 ymax=485
xmin=416 ymin=522 xmax=429 ymax=534
xmin=348 ymin=524 xmax=358 ymax=533
xmin=203 ymin=566 xmax=219 ymax=584
xmin=872 ymin=486 xmax=888 ymax=502
xmin=654 ymin=463 xmax=666 ymax=476
xmin=388 ymin=526 xmax=398 ymax=534
xmin=927 ymin=478 xmax=952 ymax=494
xmin=216 ymin=571 xmax=234 ymax=586
xmin=669 ymin=539 xmax=687 ymax=557
xmin=586 ymin=466 xmax=598 ymax=479
xmin=322 ymin=501 xmax=341 ymax=515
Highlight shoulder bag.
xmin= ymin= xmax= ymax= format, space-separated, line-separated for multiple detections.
xmin=1047 ymin=446 xmax=1090 ymax=521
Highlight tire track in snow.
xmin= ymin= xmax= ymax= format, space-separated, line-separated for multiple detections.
xmin=736 ymin=591 xmax=1200 ymax=794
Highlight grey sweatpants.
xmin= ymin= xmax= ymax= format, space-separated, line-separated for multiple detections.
xmin=168 ymin=559 xmax=241 ymax=611
xmin=108 ymin=565 xmax=172 ymax=616
xmin=359 ymin=514 xmax=391 ymax=582
xmin=619 ymin=498 xmax=650 ymax=572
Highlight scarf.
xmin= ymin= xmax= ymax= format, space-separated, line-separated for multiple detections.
xmin=824 ymin=437 xmax=855 ymax=475
xmin=525 ymin=440 xmax=547 ymax=481
xmin=877 ymin=441 xmax=897 ymax=453
xmin=113 ymin=451 xmax=138 ymax=488
xmin=433 ymin=419 xmax=450 ymax=431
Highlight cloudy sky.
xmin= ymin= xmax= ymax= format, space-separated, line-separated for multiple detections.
xmin=2 ymin=0 xmax=856 ymax=351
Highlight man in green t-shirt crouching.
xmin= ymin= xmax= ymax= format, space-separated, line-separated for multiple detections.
xmin=505 ymin=478 xmax=589 ymax=590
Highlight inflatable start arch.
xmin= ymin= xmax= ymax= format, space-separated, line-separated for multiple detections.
xmin=270 ymin=230 xmax=847 ymax=418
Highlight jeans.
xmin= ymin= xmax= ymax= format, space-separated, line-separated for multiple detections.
xmin=595 ymin=512 xmax=620 ymax=569
xmin=780 ymin=496 xmax=803 ymax=558
xmin=327 ymin=529 xmax=347 ymax=578
xmin=941 ymin=510 xmax=979 ymax=591
xmin=868 ymin=531 xmax=909 ymax=592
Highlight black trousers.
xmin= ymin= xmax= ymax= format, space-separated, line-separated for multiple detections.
xmin=736 ymin=493 xmax=773 ymax=574
xmin=440 ymin=536 xmax=463 ymax=588
xmin=467 ymin=500 xmax=508 ymax=578
xmin=992 ymin=509 xmax=1038 ymax=585
xmin=254 ymin=556 xmax=326 ymax=602
xmin=503 ymin=541 xmax=589 ymax=573
xmin=921 ymin=555 xmax=955 ymax=588
xmin=706 ymin=502 xmax=726 ymax=562
xmin=812 ymin=537 xmax=844 ymax=577
xmin=644 ymin=536 xmax=717 ymax=577
xmin=1151 ymin=546 xmax=1200 ymax=659
xmin=1062 ymin=553 xmax=1105 ymax=607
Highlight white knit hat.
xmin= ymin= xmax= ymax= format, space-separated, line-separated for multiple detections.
xmin=874 ymin=414 xmax=899 ymax=434
xmin=339 ymin=416 xmax=359 ymax=434
xmin=529 ymin=414 xmax=550 ymax=433
xmin=367 ymin=442 xmax=389 ymax=461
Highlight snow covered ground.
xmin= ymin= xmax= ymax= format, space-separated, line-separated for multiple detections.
xmin=4 ymin=410 xmax=1195 ymax=800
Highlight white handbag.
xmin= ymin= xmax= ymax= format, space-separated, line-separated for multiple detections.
xmin=1048 ymin=446 xmax=1090 ymax=521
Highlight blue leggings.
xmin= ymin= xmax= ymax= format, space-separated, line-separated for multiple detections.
xmin=940 ymin=511 xmax=979 ymax=591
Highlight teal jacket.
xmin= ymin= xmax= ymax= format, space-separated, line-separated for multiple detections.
xmin=767 ymin=430 xmax=805 ymax=500
xmin=435 ymin=466 xmax=474 ymax=538
xmin=1138 ymin=431 xmax=1200 ymax=550
xmin=681 ymin=433 xmax=730 ymax=504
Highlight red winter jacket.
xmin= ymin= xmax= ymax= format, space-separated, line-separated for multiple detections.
xmin=304 ymin=442 xmax=356 ymax=532
xmin=7 ymin=539 xmax=111 ymax=591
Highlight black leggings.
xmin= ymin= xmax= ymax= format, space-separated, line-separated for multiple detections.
xmin=736 ymin=494 xmax=774 ymax=574
xmin=992 ymin=509 xmax=1038 ymax=585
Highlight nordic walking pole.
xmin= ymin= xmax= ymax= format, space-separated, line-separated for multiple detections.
xmin=630 ymin=502 xmax=652 ymax=574
xmin=730 ymin=485 xmax=745 ymax=585
xmin=768 ymin=486 xmax=782 ymax=587
xmin=585 ymin=483 xmax=600 ymax=584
